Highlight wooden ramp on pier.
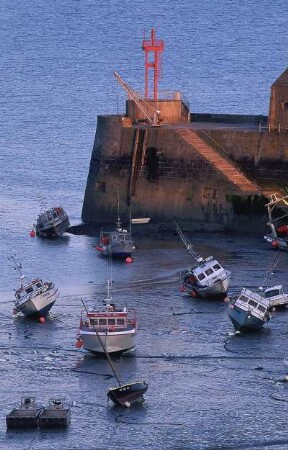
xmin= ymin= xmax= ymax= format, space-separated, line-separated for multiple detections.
xmin=175 ymin=128 xmax=262 ymax=195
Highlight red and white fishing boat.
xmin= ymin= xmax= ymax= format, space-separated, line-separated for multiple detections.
xmin=76 ymin=280 xmax=137 ymax=354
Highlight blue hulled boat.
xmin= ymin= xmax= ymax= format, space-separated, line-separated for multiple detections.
xmin=228 ymin=287 xmax=272 ymax=332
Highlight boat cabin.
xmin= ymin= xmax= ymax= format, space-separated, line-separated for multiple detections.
xmin=264 ymin=285 xmax=283 ymax=299
xmin=37 ymin=207 xmax=64 ymax=227
xmin=234 ymin=288 xmax=270 ymax=319
xmin=15 ymin=279 xmax=47 ymax=304
xmin=192 ymin=257 xmax=224 ymax=284
xmin=81 ymin=308 xmax=136 ymax=331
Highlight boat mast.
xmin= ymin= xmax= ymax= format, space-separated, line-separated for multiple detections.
xmin=174 ymin=223 xmax=201 ymax=260
xmin=81 ymin=300 xmax=122 ymax=386
xmin=7 ymin=255 xmax=27 ymax=286
xmin=260 ymin=255 xmax=280 ymax=289
xmin=116 ymin=186 xmax=121 ymax=230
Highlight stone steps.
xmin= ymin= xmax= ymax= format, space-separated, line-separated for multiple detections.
xmin=176 ymin=129 xmax=262 ymax=194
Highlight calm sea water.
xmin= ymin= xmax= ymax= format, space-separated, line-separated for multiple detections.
xmin=1 ymin=1 xmax=288 ymax=449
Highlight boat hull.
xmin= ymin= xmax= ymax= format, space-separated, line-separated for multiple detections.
xmin=38 ymin=409 xmax=70 ymax=428
xmin=184 ymin=275 xmax=230 ymax=299
xmin=14 ymin=288 xmax=59 ymax=318
xmin=228 ymin=305 xmax=268 ymax=331
xmin=36 ymin=217 xmax=70 ymax=238
xmin=96 ymin=244 xmax=134 ymax=259
xmin=79 ymin=329 xmax=136 ymax=354
xmin=6 ymin=406 xmax=42 ymax=429
xmin=107 ymin=381 xmax=148 ymax=407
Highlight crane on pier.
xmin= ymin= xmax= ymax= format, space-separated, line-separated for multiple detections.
xmin=113 ymin=71 xmax=160 ymax=127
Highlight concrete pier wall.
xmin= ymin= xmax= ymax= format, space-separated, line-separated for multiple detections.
xmin=82 ymin=115 xmax=288 ymax=232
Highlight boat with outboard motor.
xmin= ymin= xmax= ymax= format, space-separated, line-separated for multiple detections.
xmin=34 ymin=206 xmax=70 ymax=238
xmin=76 ymin=279 xmax=137 ymax=354
xmin=176 ymin=224 xmax=231 ymax=299
xmin=9 ymin=256 xmax=59 ymax=319
xmin=6 ymin=397 xmax=70 ymax=429
xmin=38 ymin=398 xmax=70 ymax=428
xmin=263 ymin=192 xmax=288 ymax=250
xmin=6 ymin=397 xmax=42 ymax=429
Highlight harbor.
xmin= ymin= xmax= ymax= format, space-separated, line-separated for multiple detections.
xmin=1 ymin=232 xmax=288 ymax=449
xmin=1 ymin=0 xmax=288 ymax=448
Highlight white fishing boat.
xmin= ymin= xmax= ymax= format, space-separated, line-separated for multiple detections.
xmin=76 ymin=279 xmax=137 ymax=354
xmin=176 ymin=224 xmax=231 ymax=299
xmin=228 ymin=287 xmax=272 ymax=332
xmin=227 ymin=257 xmax=286 ymax=330
xmin=263 ymin=192 xmax=288 ymax=250
xmin=79 ymin=299 xmax=148 ymax=408
xmin=264 ymin=285 xmax=288 ymax=309
xmin=34 ymin=206 xmax=70 ymax=238
xmin=10 ymin=256 xmax=59 ymax=319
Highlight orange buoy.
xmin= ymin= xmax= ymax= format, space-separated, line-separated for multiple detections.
xmin=126 ymin=257 xmax=133 ymax=263
xmin=39 ymin=316 xmax=46 ymax=323
xmin=75 ymin=339 xmax=83 ymax=348
xmin=30 ymin=230 xmax=36 ymax=237
xmin=191 ymin=290 xmax=196 ymax=297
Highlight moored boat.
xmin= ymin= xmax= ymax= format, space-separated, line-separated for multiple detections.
xmin=264 ymin=284 xmax=288 ymax=309
xmin=95 ymin=218 xmax=135 ymax=259
xmin=80 ymin=298 xmax=148 ymax=408
xmin=228 ymin=287 xmax=272 ymax=332
xmin=76 ymin=280 xmax=137 ymax=354
xmin=34 ymin=206 xmax=70 ymax=238
xmin=263 ymin=193 xmax=288 ymax=250
xmin=10 ymin=256 xmax=59 ymax=319
xmin=176 ymin=224 xmax=231 ymax=299
xmin=182 ymin=255 xmax=231 ymax=299
xmin=38 ymin=398 xmax=71 ymax=428
xmin=6 ymin=397 xmax=42 ymax=429
xmin=107 ymin=381 xmax=148 ymax=407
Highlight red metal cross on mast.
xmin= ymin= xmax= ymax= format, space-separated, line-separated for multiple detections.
xmin=142 ymin=29 xmax=164 ymax=101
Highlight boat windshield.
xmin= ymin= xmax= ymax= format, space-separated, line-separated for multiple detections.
xmin=265 ymin=288 xmax=281 ymax=298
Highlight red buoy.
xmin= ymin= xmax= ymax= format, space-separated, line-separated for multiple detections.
xmin=75 ymin=339 xmax=83 ymax=348
xmin=272 ymin=240 xmax=278 ymax=248
xmin=30 ymin=230 xmax=36 ymax=237
xmin=39 ymin=317 xmax=45 ymax=323
xmin=179 ymin=286 xmax=185 ymax=292
xmin=126 ymin=257 xmax=133 ymax=263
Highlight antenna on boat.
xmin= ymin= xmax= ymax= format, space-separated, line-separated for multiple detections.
xmin=116 ymin=186 xmax=121 ymax=230
xmin=81 ymin=299 xmax=122 ymax=385
xmin=105 ymin=253 xmax=113 ymax=303
xmin=260 ymin=255 xmax=280 ymax=289
xmin=7 ymin=255 xmax=24 ymax=277
xmin=174 ymin=223 xmax=202 ymax=260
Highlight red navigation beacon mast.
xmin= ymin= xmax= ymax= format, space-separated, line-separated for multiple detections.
xmin=142 ymin=29 xmax=164 ymax=101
